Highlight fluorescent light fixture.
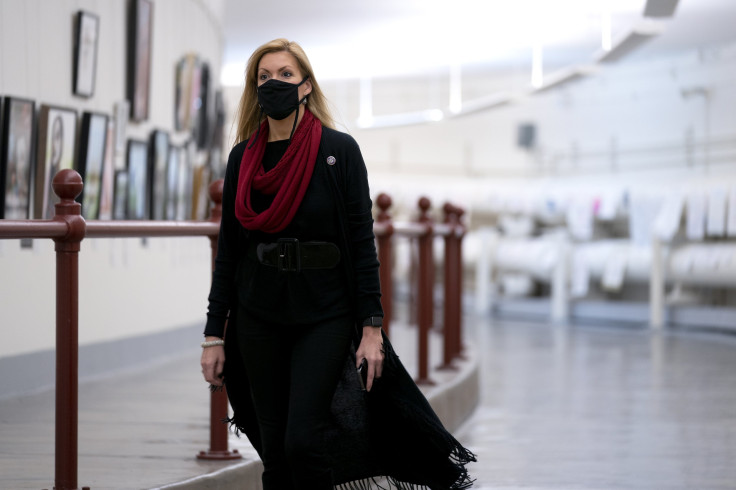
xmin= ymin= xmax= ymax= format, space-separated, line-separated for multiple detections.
xmin=356 ymin=109 xmax=445 ymax=129
xmin=530 ymin=65 xmax=596 ymax=93
xmin=448 ymin=92 xmax=515 ymax=118
xmin=360 ymin=78 xmax=373 ymax=121
xmin=531 ymin=44 xmax=544 ymax=88
xmin=449 ymin=64 xmax=462 ymax=114
xmin=643 ymin=0 xmax=680 ymax=18
xmin=595 ymin=20 xmax=665 ymax=63
xmin=601 ymin=1 xmax=612 ymax=51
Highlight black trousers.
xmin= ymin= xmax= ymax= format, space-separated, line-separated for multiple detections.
xmin=237 ymin=306 xmax=353 ymax=490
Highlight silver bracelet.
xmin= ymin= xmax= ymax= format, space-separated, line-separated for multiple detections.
xmin=201 ymin=339 xmax=225 ymax=348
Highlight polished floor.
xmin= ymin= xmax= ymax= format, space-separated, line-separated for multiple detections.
xmin=2 ymin=314 xmax=736 ymax=489
xmin=456 ymin=318 xmax=736 ymax=489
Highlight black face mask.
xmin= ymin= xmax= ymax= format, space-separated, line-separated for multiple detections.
xmin=257 ymin=76 xmax=310 ymax=120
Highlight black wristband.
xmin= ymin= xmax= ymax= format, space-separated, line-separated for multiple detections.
xmin=362 ymin=316 xmax=383 ymax=327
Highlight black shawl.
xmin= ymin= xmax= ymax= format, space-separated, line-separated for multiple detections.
xmin=218 ymin=128 xmax=476 ymax=489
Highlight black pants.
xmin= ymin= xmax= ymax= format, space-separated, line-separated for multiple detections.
xmin=237 ymin=306 xmax=353 ymax=490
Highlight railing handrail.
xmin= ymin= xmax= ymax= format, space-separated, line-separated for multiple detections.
xmin=0 ymin=220 xmax=69 ymax=239
xmin=0 ymin=172 xmax=467 ymax=489
xmin=0 ymin=220 xmax=220 ymax=240
xmin=85 ymin=220 xmax=219 ymax=238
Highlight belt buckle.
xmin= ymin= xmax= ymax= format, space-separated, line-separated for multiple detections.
xmin=277 ymin=238 xmax=300 ymax=272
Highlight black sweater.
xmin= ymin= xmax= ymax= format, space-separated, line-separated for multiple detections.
xmin=204 ymin=127 xmax=383 ymax=337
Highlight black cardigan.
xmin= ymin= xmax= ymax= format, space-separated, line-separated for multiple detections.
xmin=211 ymin=126 xmax=476 ymax=489
xmin=204 ymin=127 xmax=383 ymax=337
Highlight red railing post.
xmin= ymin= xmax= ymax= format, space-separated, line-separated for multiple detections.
xmin=198 ymin=180 xmax=241 ymax=461
xmin=453 ymin=205 xmax=467 ymax=360
xmin=439 ymin=203 xmax=463 ymax=369
xmin=52 ymin=170 xmax=87 ymax=490
xmin=375 ymin=193 xmax=394 ymax=337
xmin=415 ymin=197 xmax=435 ymax=385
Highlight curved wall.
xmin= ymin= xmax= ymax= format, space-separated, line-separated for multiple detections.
xmin=0 ymin=0 xmax=224 ymax=365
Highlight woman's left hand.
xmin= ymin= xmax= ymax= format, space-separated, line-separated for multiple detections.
xmin=355 ymin=326 xmax=384 ymax=392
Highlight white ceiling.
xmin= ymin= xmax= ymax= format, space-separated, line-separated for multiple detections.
xmin=220 ymin=0 xmax=736 ymax=85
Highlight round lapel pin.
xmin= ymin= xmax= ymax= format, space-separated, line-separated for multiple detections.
xmin=326 ymin=156 xmax=336 ymax=166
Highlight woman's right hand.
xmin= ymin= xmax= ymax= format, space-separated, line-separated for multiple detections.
xmin=200 ymin=336 xmax=225 ymax=386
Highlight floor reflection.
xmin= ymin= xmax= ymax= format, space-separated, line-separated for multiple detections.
xmin=456 ymin=317 xmax=736 ymax=489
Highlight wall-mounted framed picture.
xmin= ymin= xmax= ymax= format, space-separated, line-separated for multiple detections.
xmin=177 ymin=141 xmax=194 ymax=220
xmin=73 ymin=10 xmax=100 ymax=98
xmin=0 ymin=97 xmax=35 ymax=219
xmin=126 ymin=139 xmax=149 ymax=220
xmin=77 ymin=112 xmax=109 ymax=219
xmin=191 ymin=164 xmax=211 ymax=220
xmin=165 ymin=144 xmax=179 ymax=220
xmin=35 ymin=105 xmax=78 ymax=219
xmin=127 ymin=0 xmax=153 ymax=122
xmin=98 ymin=119 xmax=115 ymax=220
xmin=175 ymin=54 xmax=199 ymax=132
xmin=113 ymin=169 xmax=128 ymax=220
xmin=194 ymin=62 xmax=210 ymax=149
xmin=148 ymin=130 xmax=169 ymax=220
xmin=113 ymin=100 xmax=129 ymax=157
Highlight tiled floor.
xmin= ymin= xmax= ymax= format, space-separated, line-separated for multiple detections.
xmin=456 ymin=317 xmax=736 ymax=489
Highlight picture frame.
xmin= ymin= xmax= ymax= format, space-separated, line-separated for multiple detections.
xmin=113 ymin=169 xmax=128 ymax=220
xmin=176 ymin=143 xmax=193 ymax=220
xmin=126 ymin=139 xmax=149 ymax=220
xmin=194 ymin=62 xmax=210 ymax=149
xmin=148 ymin=130 xmax=169 ymax=220
xmin=77 ymin=112 xmax=109 ymax=219
xmin=127 ymin=0 xmax=153 ymax=122
xmin=35 ymin=105 xmax=78 ymax=219
xmin=175 ymin=54 xmax=199 ymax=132
xmin=191 ymin=164 xmax=211 ymax=220
xmin=164 ymin=144 xmax=179 ymax=220
xmin=0 ymin=97 xmax=35 ymax=219
xmin=113 ymin=100 xmax=129 ymax=157
xmin=98 ymin=119 xmax=115 ymax=220
xmin=73 ymin=10 xmax=100 ymax=98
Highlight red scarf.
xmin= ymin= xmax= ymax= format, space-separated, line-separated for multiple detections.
xmin=234 ymin=108 xmax=322 ymax=233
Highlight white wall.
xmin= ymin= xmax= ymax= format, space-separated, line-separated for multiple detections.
xmin=318 ymin=42 xmax=736 ymax=216
xmin=0 ymin=0 xmax=224 ymax=358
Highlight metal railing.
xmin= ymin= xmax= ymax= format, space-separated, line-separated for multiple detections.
xmin=0 ymin=169 xmax=466 ymax=489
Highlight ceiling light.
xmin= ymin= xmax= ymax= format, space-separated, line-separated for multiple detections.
xmin=601 ymin=1 xmax=612 ymax=51
xmin=448 ymin=93 xmax=515 ymax=118
xmin=356 ymin=109 xmax=445 ymax=129
xmin=531 ymin=65 xmax=597 ymax=93
xmin=531 ymin=44 xmax=544 ymax=89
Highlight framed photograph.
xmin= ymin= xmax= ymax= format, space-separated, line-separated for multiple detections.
xmin=0 ymin=97 xmax=35 ymax=219
xmin=164 ymin=145 xmax=179 ymax=220
xmin=191 ymin=164 xmax=211 ymax=220
xmin=211 ymin=89 xmax=225 ymax=149
xmin=73 ymin=10 xmax=100 ymax=97
xmin=148 ymin=130 xmax=169 ymax=220
xmin=113 ymin=169 xmax=128 ymax=220
xmin=98 ymin=119 xmax=115 ymax=220
xmin=194 ymin=62 xmax=210 ymax=149
xmin=113 ymin=100 xmax=129 ymax=157
xmin=35 ymin=105 xmax=78 ymax=219
xmin=175 ymin=54 xmax=199 ymax=131
xmin=127 ymin=0 xmax=153 ymax=122
xmin=126 ymin=139 xmax=149 ymax=220
xmin=77 ymin=112 xmax=109 ymax=219
xmin=176 ymin=143 xmax=193 ymax=220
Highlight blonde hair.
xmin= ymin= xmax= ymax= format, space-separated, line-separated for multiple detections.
xmin=233 ymin=39 xmax=334 ymax=145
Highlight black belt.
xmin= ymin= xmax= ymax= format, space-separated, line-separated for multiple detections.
xmin=248 ymin=238 xmax=341 ymax=272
